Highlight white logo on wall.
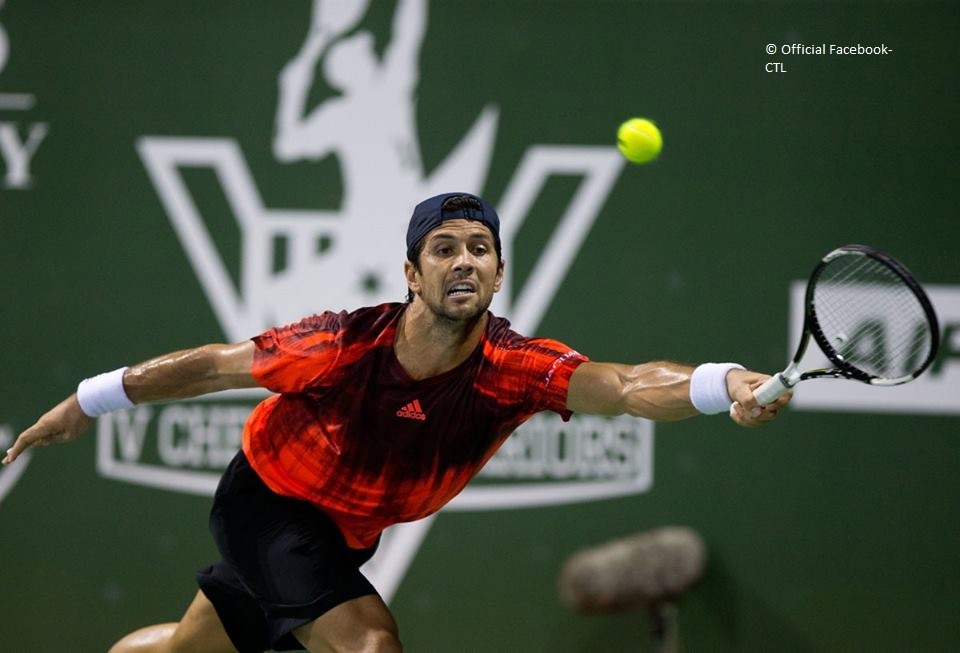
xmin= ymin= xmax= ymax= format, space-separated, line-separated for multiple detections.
xmin=788 ymin=282 xmax=960 ymax=414
xmin=111 ymin=0 xmax=647 ymax=602
xmin=0 ymin=0 xmax=49 ymax=190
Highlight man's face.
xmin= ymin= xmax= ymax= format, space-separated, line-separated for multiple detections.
xmin=405 ymin=219 xmax=504 ymax=323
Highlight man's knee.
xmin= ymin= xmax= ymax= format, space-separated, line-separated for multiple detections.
xmin=316 ymin=625 xmax=402 ymax=653
xmin=356 ymin=627 xmax=402 ymax=653
xmin=107 ymin=623 xmax=179 ymax=653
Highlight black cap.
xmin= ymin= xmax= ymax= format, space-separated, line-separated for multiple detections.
xmin=405 ymin=192 xmax=501 ymax=261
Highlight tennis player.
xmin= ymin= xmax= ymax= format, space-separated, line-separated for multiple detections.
xmin=3 ymin=193 xmax=790 ymax=653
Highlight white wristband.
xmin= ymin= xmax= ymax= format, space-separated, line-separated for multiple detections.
xmin=76 ymin=367 xmax=135 ymax=417
xmin=690 ymin=363 xmax=744 ymax=415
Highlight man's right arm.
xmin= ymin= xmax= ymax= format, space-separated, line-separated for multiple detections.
xmin=2 ymin=341 xmax=257 ymax=465
xmin=123 ymin=341 xmax=257 ymax=403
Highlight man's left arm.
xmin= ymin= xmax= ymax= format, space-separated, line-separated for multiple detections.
xmin=565 ymin=361 xmax=790 ymax=427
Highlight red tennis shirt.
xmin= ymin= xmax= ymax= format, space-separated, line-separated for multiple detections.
xmin=241 ymin=303 xmax=587 ymax=548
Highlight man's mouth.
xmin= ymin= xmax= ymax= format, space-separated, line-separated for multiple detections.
xmin=446 ymin=282 xmax=476 ymax=296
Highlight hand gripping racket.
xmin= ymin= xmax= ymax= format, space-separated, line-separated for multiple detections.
xmin=754 ymin=244 xmax=940 ymax=405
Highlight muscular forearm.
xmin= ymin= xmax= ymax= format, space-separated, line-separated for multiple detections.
xmin=567 ymin=360 xmax=699 ymax=420
xmin=123 ymin=342 xmax=257 ymax=404
xmin=616 ymin=361 xmax=700 ymax=421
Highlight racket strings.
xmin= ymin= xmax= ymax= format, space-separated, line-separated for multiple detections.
xmin=812 ymin=254 xmax=932 ymax=380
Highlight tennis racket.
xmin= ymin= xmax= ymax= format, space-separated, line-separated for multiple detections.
xmin=754 ymin=244 xmax=940 ymax=405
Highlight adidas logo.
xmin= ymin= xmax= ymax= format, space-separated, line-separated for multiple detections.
xmin=396 ymin=399 xmax=427 ymax=421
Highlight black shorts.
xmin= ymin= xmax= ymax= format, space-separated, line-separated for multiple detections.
xmin=197 ymin=451 xmax=380 ymax=653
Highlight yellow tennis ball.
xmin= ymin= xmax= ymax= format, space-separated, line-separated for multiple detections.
xmin=617 ymin=118 xmax=662 ymax=164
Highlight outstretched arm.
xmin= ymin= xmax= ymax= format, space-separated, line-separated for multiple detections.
xmin=2 ymin=341 xmax=257 ymax=464
xmin=122 ymin=341 xmax=257 ymax=402
xmin=566 ymin=361 xmax=789 ymax=426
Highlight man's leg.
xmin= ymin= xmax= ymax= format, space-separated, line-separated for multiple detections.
xmin=109 ymin=590 xmax=237 ymax=653
xmin=293 ymin=594 xmax=401 ymax=653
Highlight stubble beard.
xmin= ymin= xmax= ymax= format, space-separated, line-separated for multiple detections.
xmin=424 ymin=292 xmax=491 ymax=333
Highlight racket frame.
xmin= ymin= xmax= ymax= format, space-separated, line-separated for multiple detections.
xmin=754 ymin=244 xmax=940 ymax=405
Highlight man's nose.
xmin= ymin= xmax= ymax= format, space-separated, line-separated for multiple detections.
xmin=452 ymin=246 xmax=475 ymax=271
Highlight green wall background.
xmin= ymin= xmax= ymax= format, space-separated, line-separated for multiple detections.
xmin=1 ymin=1 xmax=958 ymax=651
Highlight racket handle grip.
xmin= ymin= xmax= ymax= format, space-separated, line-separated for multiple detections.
xmin=753 ymin=374 xmax=791 ymax=405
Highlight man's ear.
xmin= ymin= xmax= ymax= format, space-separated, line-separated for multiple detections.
xmin=404 ymin=259 xmax=421 ymax=295
xmin=493 ymin=258 xmax=505 ymax=293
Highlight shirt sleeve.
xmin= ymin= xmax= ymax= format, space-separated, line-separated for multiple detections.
xmin=250 ymin=312 xmax=344 ymax=393
xmin=516 ymin=338 xmax=589 ymax=420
